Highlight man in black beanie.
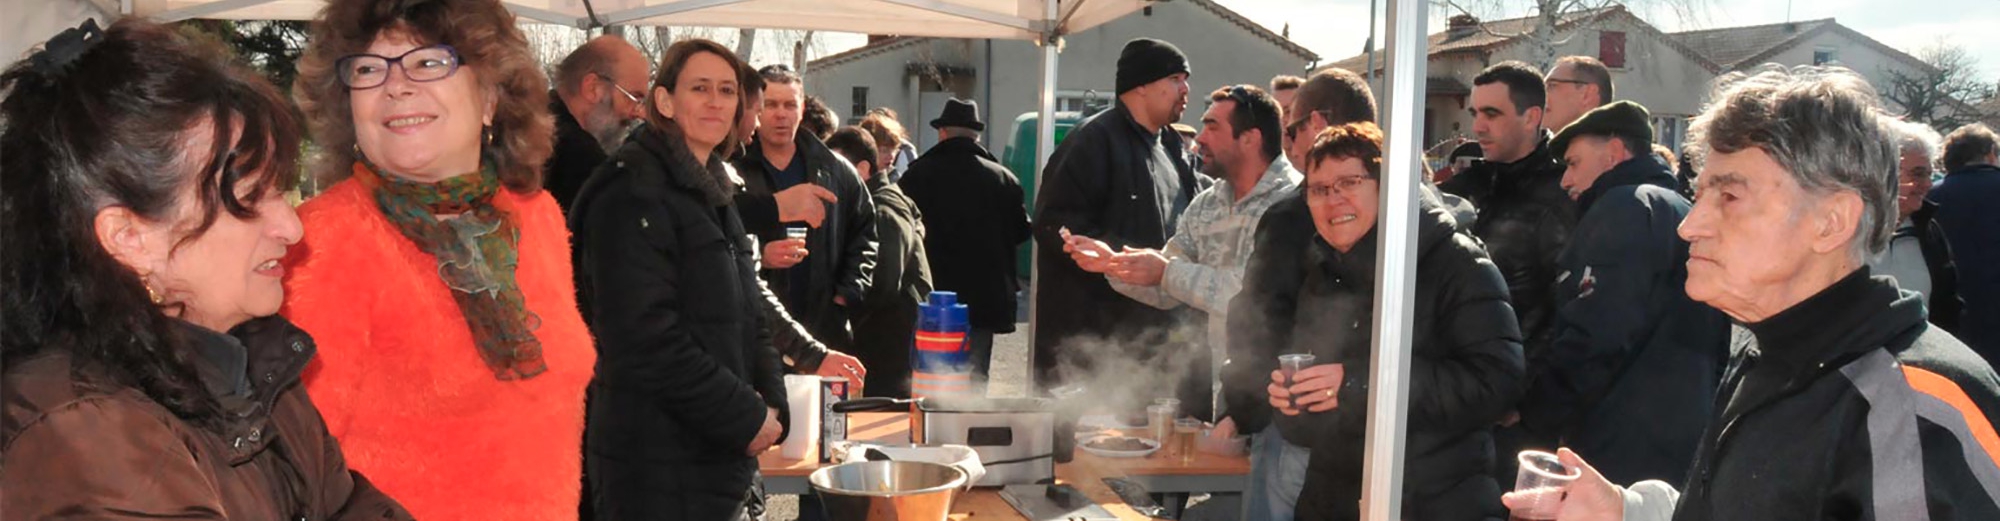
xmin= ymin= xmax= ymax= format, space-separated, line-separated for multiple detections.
xmin=1033 ymin=37 xmax=1209 ymax=416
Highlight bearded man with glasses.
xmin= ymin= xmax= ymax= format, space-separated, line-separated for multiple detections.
xmin=546 ymin=35 xmax=652 ymax=214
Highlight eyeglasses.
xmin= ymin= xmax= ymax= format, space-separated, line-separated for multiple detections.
xmin=1900 ymin=165 xmax=1935 ymax=183
xmin=1305 ymin=175 xmax=1375 ymax=199
xmin=597 ymin=72 xmax=643 ymax=104
xmin=1545 ymin=77 xmax=1591 ymax=88
xmin=336 ymin=44 xmax=462 ymax=90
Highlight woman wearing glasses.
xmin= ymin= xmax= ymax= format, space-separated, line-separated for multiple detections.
xmin=1248 ymin=122 xmax=1524 ymax=521
xmin=283 ymin=0 xmax=593 ymax=519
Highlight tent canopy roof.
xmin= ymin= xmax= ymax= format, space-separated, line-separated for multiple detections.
xmin=129 ymin=0 xmax=1151 ymax=40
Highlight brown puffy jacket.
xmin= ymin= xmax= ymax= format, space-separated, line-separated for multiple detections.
xmin=1 ymin=316 xmax=409 ymax=520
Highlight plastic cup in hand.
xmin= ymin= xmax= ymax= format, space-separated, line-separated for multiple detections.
xmin=1277 ymin=354 xmax=1316 ymax=408
xmin=1510 ymin=450 xmax=1582 ymax=521
xmin=786 ymin=226 xmax=809 ymax=241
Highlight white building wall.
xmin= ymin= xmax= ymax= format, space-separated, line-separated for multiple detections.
xmin=1425 ymin=18 xmax=1717 ymax=152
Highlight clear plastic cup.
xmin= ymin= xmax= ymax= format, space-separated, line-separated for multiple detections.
xmin=1146 ymin=404 xmax=1174 ymax=444
xmin=1172 ymin=418 xmax=1201 ymax=465
xmin=1510 ymin=450 xmax=1582 ymax=521
xmin=1278 ymin=354 xmax=1316 ymax=408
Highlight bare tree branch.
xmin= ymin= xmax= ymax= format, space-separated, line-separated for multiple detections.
xmin=1882 ymin=39 xmax=2000 ymax=131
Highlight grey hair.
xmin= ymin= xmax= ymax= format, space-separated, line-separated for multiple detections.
xmin=1685 ymin=64 xmax=1898 ymax=263
xmin=1881 ymin=116 xmax=1943 ymax=166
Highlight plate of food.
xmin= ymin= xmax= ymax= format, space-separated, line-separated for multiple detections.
xmin=1078 ymin=435 xmax=1161 ymax=458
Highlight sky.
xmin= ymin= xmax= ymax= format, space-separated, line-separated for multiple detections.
xmin=812 ymin=0 xmax=2000 ymax=81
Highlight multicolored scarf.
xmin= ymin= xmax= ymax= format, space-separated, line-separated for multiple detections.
xmin=353 ymin=161 xmax=547 ymax=380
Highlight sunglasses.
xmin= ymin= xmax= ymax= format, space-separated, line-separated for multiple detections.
xmin=1224 ymin=85 xmax=1263 ymax=132
xmin=1285 ymin=110 xmax=1333 ymax=142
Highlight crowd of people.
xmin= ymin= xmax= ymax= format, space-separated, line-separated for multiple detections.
xmin=2 ymin=1 xmax=1997 ymax=520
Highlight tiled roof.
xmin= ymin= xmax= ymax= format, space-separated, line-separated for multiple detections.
xmin=808 ymin=0 xmax=1317 ymax=72
xmin=1666 ymin=18 xmax=1936 ymax=74
xmin=1428 ymin=76 xmax=1471 ymax=95
xmin=1667 ymin=19 xmax=1834 ymax=70
xmin=1322 ymin=6 xmax=1717 ymax=75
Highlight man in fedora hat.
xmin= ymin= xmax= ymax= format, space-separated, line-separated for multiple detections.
xmin=898 ymin=98 xmax=1031 ymax=388
xmin=1518 ymin=100 xmax=1728 ymax=485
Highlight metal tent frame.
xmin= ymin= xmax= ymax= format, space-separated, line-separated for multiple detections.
xmin=32 ymin=0 xmax=1437 ymax=516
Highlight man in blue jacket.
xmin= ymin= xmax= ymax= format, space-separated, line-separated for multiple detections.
xmin=1930 ymin=123 xmax=2000 ymax=360
xmin=1524 ymin=101 xmax=1730 ymax=485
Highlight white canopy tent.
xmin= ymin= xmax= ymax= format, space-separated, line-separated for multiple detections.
xmin=5 ymin=0 xmax=1437 ymax=516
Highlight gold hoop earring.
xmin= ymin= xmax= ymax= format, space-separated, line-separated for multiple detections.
xmin=144 ymin=282 xmax=162 ymax=304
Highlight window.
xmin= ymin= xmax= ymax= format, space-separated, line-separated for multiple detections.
xmin=1599 ymin=31 xmax=1627 ymax=69
xmin=1056 ymin=93 xmax=1112 ymax=112
xmin=851 ymin=86 xmax=869 ymax=121
xmin=1813 ymin=47 xmax=1839 ymax=66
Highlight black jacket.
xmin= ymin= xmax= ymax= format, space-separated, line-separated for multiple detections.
xmin=898 ymin=137 xmax=1031 ymax=332
xmin=1439 ymin=134 xmax=1577 ymax=359
xmin=546 ymin=94 xmax=608 ymax=216
xmin=851 ymin=176 xmax=932 ymax=398
xmin=1905 ymin=201 xmax=1964 ymax=335
xmin=570 ymin=125 xmax=790 ymax=520
xmin=1031 ymin=102 xmax=1204 ymax=386
xmin=1263 ymin=196 xmax=1525 ymax=521
xmin=1519 ymin=157 xmax=1729 ymax=485
xmin=734 ymin=133 xmax=878 ymax=350
xmin=1668 ymin=269 xmax=2000 ymax=521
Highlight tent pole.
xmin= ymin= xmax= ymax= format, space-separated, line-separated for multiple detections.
xmin=1027 ymin=0 xmax=1059 ymax=392
xmin=149 ymin=0 xmax=278 ymax=22
xmin=1361 ymin=0 xmax=1428 ymax=517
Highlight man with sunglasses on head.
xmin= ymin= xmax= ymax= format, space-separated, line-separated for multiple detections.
xmin=1097 ymin=85 xmax=1300 ymax=519
xmin=547 ymin=35 xmax=650 ymax=215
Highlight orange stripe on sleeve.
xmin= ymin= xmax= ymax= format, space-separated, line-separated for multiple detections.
xmin=1903 ymin=366 xmax=2000 ymax=466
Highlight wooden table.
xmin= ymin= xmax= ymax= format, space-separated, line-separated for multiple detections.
xmin=758 ymin=412 xmax=1250 ymax=520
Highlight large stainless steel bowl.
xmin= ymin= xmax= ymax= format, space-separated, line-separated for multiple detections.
xmin=808 ymin=460 xmax=967 ymax=521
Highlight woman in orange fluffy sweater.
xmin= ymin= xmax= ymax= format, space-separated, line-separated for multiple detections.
xmin=282 ymin=0 xmax=593 ymax=519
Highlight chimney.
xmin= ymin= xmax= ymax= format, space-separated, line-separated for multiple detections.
xmin=1448 ymin=14 xmax=1481 ymax=39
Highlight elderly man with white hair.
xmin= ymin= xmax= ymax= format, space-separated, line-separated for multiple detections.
xmin=1869 ymin=117 xmax=1964 ymax=335
xmin=1502 ymin=65 xmax=2000 ymax=521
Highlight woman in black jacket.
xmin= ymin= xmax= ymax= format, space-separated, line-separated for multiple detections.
xmin=1258 ymin=122 xmax=1525 ymax=521
xmin=569 ymin=39 xmax=789 ymax=521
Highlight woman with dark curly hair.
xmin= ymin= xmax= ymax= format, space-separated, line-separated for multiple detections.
xmin=0 ymin=19 xmax=410 ymax=519
xmin=282 ymin=0 xmax=593 ymax=518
